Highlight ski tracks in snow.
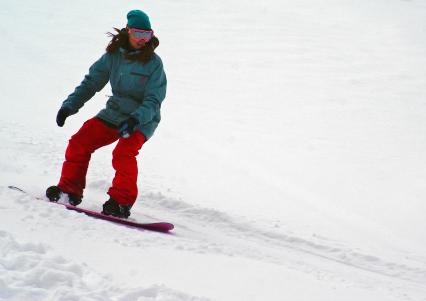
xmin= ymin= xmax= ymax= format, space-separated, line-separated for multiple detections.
xmin=140 ymin=191 xmax=426 ymax=300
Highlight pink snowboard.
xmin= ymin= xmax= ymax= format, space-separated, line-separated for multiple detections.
xmin=8 ymin=185 xmax=174 ymax=233
xmin=62 ymin=203 xmax=174 ymax=233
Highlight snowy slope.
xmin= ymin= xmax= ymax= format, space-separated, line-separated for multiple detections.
xmin=1 ymin=0 xmax=426 ymax=300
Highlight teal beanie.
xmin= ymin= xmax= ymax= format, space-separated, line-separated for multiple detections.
xmin=127 ymin=10 xmax=151 ymax=30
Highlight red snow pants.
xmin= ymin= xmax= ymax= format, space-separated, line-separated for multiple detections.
xmin=58 ymin=117 xmax=146 ymax=206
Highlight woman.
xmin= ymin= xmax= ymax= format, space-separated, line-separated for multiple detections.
xmin=46 ymin=9 xmax=167 ymax=218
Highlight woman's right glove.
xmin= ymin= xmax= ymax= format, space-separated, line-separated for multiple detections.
xmin=56 ymin=107 xmax=72 ymax=127
xmin=118 ymin=117 xmax=139 ymax=138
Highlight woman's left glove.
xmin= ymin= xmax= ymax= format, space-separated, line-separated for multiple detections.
xmin=118 ymin=117 xmax=140 ymax=138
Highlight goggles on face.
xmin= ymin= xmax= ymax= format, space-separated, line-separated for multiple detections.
xmin=129 ymin=28 xmax=154 ymax=42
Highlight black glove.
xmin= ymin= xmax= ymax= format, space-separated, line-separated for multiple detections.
xmin=56 ymin=107 xmax=72 ymax=127
xmin=118 ymin=117 xmax=139 ymax=138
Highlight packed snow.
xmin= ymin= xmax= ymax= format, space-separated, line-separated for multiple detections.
xmin=1 ymin=0 xmax=426 ymax=300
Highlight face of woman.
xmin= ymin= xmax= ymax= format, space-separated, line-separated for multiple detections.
xmin=127 ymin=28 xmax=153 ymax=50
xmin=128 ymin=35 xmax=146 ymax=49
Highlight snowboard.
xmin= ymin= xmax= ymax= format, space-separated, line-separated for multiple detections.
xmin=8 ymin=185 xmax=174 ymax=233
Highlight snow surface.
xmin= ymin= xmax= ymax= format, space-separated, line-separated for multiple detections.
xmin=1 ymin=0 xmax=426 ymax=300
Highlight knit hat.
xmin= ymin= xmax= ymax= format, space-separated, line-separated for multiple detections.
xmin=127 ymin=10 xmax=151 ymax=30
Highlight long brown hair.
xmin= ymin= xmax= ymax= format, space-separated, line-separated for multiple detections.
xmin=106 ymin=27 xmax=159 ymax=64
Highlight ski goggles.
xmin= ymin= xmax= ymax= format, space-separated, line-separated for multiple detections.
xmin=128 ymin=28 xmax=154 ymax=42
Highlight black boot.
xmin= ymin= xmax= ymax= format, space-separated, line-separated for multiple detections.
xmin=46 ymin=186 xmax=62 ymax=202
xmin=102 ymin=198 xmax=131 ymax=219
xmin=45 ymin=186 xmax=82 ymax=206
xmin=68 ymin=193 xmax=82 ymax=206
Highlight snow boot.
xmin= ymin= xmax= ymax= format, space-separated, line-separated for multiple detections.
xmin=68 ymin=193 xmax=82 ymax=206
xmin=46 ymin=185 xmax=62 ymax=202
xmin=45 ymin=185 xmax=82 ymax=206
xmin=102 ymin=198 xmax=131 ymax=219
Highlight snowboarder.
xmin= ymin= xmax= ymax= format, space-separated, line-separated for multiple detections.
xmin=46 ymin=9 xmax=167 ymax=218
